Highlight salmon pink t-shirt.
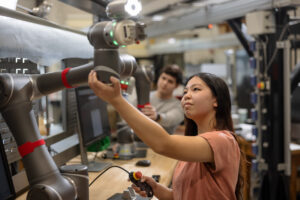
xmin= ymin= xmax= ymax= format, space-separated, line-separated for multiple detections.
xmin=172 ymin=131 xmax=240 ymax=200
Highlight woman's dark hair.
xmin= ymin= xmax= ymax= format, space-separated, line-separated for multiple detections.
xmin=184 ymin=73 xmax=247 ymax=200
xmin=160 ymin=64 xmax=183 ymax=85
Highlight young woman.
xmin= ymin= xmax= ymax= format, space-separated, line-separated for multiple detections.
xmin=88 ymin=71 xmax=246 ymax=200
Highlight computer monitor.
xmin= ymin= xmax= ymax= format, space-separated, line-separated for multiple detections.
xmin=75 ymin=86 xmax=112 ymax=171
xmin=0 ymin=135 xmax=16 ymax=200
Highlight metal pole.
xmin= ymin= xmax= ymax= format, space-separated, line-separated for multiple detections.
xmin=283 ymin=40 xmax=291 ymax=176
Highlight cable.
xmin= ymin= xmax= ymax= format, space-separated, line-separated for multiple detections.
xmin=89 ymin=165 xmax=129 ymax=187
xmin=262 ymin=38 xmax=268 ymax=77
xmin=265 ymin=23 xmax=290 ymax=73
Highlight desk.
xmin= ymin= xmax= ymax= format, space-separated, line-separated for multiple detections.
xmin=16 ymin=149 xmax=177 ymax=200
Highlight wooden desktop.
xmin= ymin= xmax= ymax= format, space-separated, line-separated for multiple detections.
xmin=16 ymin=148 xmax=177 ymax=200
xmin=87 ymin=149 xmax=177 ymax=200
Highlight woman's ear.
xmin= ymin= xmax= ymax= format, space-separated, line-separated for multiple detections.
xmin=213 ymin=99 xmax=218 ymax=108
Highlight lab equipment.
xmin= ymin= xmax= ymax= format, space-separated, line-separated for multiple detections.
xmin=0 ymin=0 xmax=146 ymax=199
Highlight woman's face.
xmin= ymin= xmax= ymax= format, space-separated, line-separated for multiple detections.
xmin=181 ymin=76 xmax=217 ymax=120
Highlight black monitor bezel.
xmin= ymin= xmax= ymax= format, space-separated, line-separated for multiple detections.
xmin=75 ymin=86 xmax=111 ymax=147
xmin=0 ymin=135 xmax=16 ymax=200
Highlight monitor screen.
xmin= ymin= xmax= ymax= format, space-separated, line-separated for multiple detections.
xmin=75 ymin=86 xmax=111 ymax=147
xmin=0 ymin=136 xmax=15 ymax=200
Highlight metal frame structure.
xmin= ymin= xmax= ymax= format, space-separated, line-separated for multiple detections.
xmin=145 ymin=0 xmax=300 ymax=37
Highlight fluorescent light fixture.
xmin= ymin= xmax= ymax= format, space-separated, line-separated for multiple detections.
xmin=125 ymin=0 xmax=142 ymax=17
xmin=152 ymin=15 xmax=164 ymax=21
xmin=168 ymin=38 xmax=176 ymax=44
xmin=0 ymin=0 xmax=17 ymax=10
xmin=226 ymin=49 xmax=234 ymax=54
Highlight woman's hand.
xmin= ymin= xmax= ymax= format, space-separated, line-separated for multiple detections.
xmin=88 ymin=70 xmax=122 ymax=105
xmin=131 ymin=175 xmax=158 ymax=198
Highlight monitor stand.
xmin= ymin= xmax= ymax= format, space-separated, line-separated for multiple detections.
xmin=79 ymin=140 xmax=112 ymax=172
xmin=85 ymin=160 xmax=112 ymax=172
xmin=77 ymin=115 xmax=112 ymax=172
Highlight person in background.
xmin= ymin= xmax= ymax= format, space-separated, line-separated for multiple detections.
xmin=141 ymin=64 xmax=184 ymax=134
xmin=88 ymin=71 xmax=246 ymax=200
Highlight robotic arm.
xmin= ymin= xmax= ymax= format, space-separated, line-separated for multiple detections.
xmin=113 ymin=64 xmax=153 ymax=160
xmin=0 ymin=0 xmax=146 ymax=199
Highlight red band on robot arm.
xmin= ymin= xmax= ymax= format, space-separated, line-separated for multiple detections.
xmin=120 ymin=84 xmax=128 ymax=90
xmin=61 ymin=68 xmax=73 ymax=88
xmin=137 ymin=102 xmax=150 ymax=109
xmin=18 ymin=139 xmax=46 ymax=157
